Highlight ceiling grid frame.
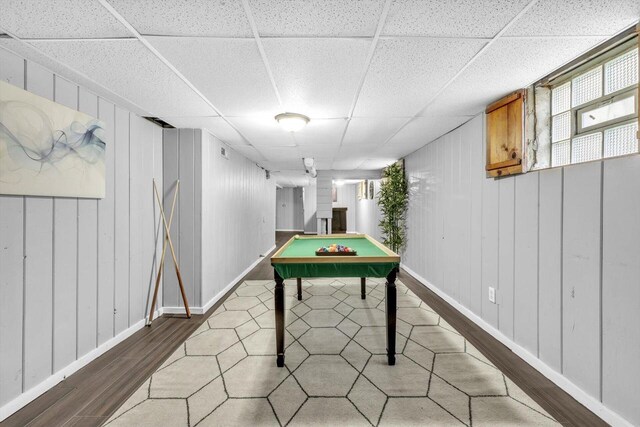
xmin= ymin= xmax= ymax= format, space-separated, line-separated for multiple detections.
xmin=96 ymin=0 xmax=263 ymax=155
xmin=356 ymin=0 xmax=542 ymax=169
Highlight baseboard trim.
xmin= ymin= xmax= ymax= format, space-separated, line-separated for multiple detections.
xmin=400 ymin=263 xmax=632 ymax=427
xmin=0 ymin=318 xmax=148 ymax=422
xmin=162 ymin=247 xmax=276 ymax=316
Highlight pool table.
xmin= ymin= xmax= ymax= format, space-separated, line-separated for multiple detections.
xmin=271 ymin=234 xmax=400 ymax=367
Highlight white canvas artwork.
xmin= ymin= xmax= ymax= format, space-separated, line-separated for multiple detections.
xmin=0 ymin=80 xmax=106 ymax=198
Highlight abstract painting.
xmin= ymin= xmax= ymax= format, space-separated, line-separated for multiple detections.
xmin=0 ymin=80 xmax=106 ymax=198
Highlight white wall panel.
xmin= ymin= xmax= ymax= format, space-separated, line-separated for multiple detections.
xmin=97 ymin=98 xmax=116 ymax=346
xmin=537 ymin=168 xmax=563 ymax=372
xmin=0 ymin=46 xmax=162 ymax=417
xmin=276 ymin=187 xmax=304 ymax=231
xmin=0 ymin=48 xmax=25 ymax=406
xmin=481 ymin=168 xmax=499 ymax=328
xmin=52 ymin=75 xmax=79 ymax=372
xmin=601 ymin=155 xmax=640 ymax=424
xmin=200 ymin=131 xmax=276 ymax=305
xmin=562 ymin=161 xmax=602 ymax=398
xmin=77 ymin=88 xmax=99 ymax=358
xmin=162 ymin=129 xmax=179 ymax=308
xmin=497 ymin=178 xmax=515 ymax=338
xmin=355 ymin=180 xmax=382 ymax=242
xmin=513 ymin=172 xmax=539 ymax=354
xmin=113 ymin=107 xmax=131 ymax=334
xmin=23 ymin=62 xmax=54 ymax=390
xmin=303 ymin=182 xmax=317 ymax=234
xmin=404 ymin=105 xmax=637 ymax=426
xmin=467 ymin=116 xmax=483 ymax=316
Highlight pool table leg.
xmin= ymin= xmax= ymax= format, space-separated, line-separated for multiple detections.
xmin=297 ymin=277 xmax=302 ymax=301
xmin=274 ymin=270 xmax=285 ymax=367
xmin=385 ymin=268 xmax=397 ymax=366
xmin=360 ymin=277 xmax=366 ymax=299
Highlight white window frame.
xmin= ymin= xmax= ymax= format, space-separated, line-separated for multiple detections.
xmin=547 ymin=38 xmax=639 ymax=167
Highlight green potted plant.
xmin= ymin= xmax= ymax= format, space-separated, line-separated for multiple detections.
xmin=378 ymin=161 xmax=408 ymax=255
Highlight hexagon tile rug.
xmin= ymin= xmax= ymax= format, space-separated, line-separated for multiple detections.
xmin=105 ymin=278 xmax=559 ymax=427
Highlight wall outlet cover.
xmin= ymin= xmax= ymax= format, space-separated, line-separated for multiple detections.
xmin=488 ymin=286 xmax=496 ymax=304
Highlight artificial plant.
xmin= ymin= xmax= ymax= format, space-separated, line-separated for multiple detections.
xmin=378 ymin=161 xmax=408 ymax=254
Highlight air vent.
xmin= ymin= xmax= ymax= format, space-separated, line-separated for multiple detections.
xmin=220 ymin=146 xmax=229 ymax=159
xmin=143 ymin=117 xmax=174 ymax=128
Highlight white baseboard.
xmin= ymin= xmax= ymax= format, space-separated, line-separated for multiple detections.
xmin=275 ymin=229 xmax=304 ymax=232
xmin=400 ymin=263 xmax=632 ymax=427
xmin=161 ymin=248 xmax=276 ymax=316
xmin=0 ymin=318 xmax=148 ymax=422
xmin=0 ymin=248 xmax=277 ymax=423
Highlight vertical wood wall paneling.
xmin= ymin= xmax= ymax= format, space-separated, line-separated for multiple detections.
xmin=128 ymin=115 xmax=144 ymax=321
xmin=193 ymin=130 xmax=202 ymax=307
xmin=480 ymin=166 xmax=499 ymax=327
xmin=97 ymin=98 xmax=115 ymax=345
xmin=162 ymin=129 xmax=179 ymax=307
xmin=0 ymin=47 xmax=25 ymax=406
xmin=458 ymin=126 xmax=471 ymax=309
xmin=562 ymin=161 xmax=602 ymax=398
xmin=443 ymin=133 xmax=456 ymax=299
xmin=497 ymin=178 xmax=515 ymax=338
xmin=513 ymin=172 xmax=539 ymax=354
xmin=152 ymin=125 xmax=164 ymax=315
xmin=178 ymin=129 xmax=196 ymax=307
xmin=468 ymin=116 xmax=484 ymax=316
xmin=113 ymin=107 xmax=130 ymax=333
xmin=52 ymin=76 xmax=79 ymax=372
xmin=601 ymin=155 xmax=640 ymax=424
xmin=23 ymin=61 xmax=54 ymax=390
xmin=76 ymin=88 xmax=99 ymax=358
xmin=537 ymin=168 xmax=563 ymax=372
xmin=140 ymin=119 xmax=155 ymax=318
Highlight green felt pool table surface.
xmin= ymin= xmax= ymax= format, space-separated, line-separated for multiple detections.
xmin=278 ymin=236 xmax=387 ymax=257
xmin=271 ymin=234 xmax=400 ymax=279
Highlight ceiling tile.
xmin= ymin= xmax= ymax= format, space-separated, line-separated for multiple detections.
xmin=292 ymin=118 xmax=347 ymax=146
xmin=375 ymin=115 xmax=471 ymax=158
xmin=160 ymin=116 xmax=253 ymax=146
xmin=255 ymin=145 xmax=302 ymax=161
xmin=262 ymin=38 xmax=371 ymax=118
xmin=353 ymin=38 xmax=486 ymax=117
xmin=383 ymin=0 xmax=530 ymax=37
xmin=0 ymin=39 xmax=146 ymax=115
xmin=27 ymin=39 xmax=217 ymax=117
xmin=248 ymin=0 xmax=385 ymax=37
xmin=332 ymin=158 xmax=366 ymax=170
xmin=505 ymin=0 xmax=640 ymax=37
xmin=0 ymin=0 xmax=130 ymax=39
xmin=148 ymin=37 xmax=280 ymax=117
xmin=358 ymin=158 xmax=398 ymax=170
xmin=228 ymin=117 xmax=296 ymax=146
xmin=342 ymin=117 xmax=408 ymax=146
xmin=107 ymin=0 xmax=253 ymax=37
xmin=425 ymin=36 xmax=607 ymax=117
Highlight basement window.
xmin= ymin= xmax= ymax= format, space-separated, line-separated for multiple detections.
xmin=548 ymin=41 xmax=638 ymax=167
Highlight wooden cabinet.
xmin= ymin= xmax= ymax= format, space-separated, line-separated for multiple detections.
xmin=486 ymin=90 xmax=525 ymax=177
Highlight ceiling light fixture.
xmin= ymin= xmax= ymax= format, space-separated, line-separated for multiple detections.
xmin=275 ymin=112 xmax=310 ymax=132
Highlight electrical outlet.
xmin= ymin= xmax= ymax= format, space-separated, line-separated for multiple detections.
xmin=488 ymin=287 xmax=496 ymax=304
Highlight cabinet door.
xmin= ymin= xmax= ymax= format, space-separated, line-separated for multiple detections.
xmin=486 ymin=91 xmax=524 ymax=177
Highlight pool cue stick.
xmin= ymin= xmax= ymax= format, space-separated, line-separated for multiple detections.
xmin=148 ymin=179 xmax=179 ymax=324
xmin=153 ymin=180 xmax=191 ymax=318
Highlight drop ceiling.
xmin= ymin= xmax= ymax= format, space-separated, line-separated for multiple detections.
xmin=0 ymin=0 xmax=638 ymax=185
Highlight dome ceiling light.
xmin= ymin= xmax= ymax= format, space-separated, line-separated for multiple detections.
xmin=275 ymin=112 xmax=310 ymax=132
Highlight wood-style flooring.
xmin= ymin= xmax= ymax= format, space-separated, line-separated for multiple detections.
xmin=1 ymin=232 xmax=606 ymax=426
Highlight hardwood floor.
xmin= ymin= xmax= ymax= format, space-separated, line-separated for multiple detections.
xmin=1 ymin=231 xmax=605 ymax=426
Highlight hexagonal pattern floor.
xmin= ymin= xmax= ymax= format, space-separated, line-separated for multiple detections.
xmin=105 ymin=278 xmax=559 ymax=426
